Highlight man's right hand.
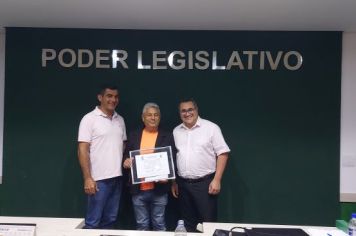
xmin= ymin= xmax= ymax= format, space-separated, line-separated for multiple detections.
xmin=84 ymin=177 xmax=98 ymax=195
xmin=171 ymin=181 xmax=179 ymax=198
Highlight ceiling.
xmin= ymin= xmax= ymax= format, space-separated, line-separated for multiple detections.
xmin=0 ymin=0 xmax=356 ymax=32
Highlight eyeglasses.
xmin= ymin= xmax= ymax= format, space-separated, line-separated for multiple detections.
xmin=180 ymin=108 xmax=195 ymax=114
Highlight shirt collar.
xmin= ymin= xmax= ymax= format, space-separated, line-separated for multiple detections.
xmin=180 ymin=116 xmax=201 ymax=130
xmin=94 ymin=106 xmax=118 ymax=118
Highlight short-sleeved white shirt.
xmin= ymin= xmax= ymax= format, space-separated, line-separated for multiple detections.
xmin=173 ymin=117 xmax=230 ymax=179
xmin=78 ymin=106 xmax=127 ymax=181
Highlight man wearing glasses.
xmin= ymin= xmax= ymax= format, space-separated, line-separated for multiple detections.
xmin=171 ymin=98 xmax=230 ymax=232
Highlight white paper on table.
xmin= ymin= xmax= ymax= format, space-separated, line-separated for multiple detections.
xmin=135 ymin=151 xmax=170 ymax=178
xmin=306 ymin=228 xmax=348 ymax=236
xmin=0 ymin=224 xmax=36 ymax=236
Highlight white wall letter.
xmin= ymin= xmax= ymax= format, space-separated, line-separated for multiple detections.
xmin=58 ymin=49 xmax=76 ymax=68
xmin=168 ymin=51 xmax=185 ymax=70
xmin=96 ymin=49 xmax=110 ymax=68
xmin=195 ymin=51 xmax=209 ymax=70
xmin=42 ymin=49 xmax=56 ymax=67
xmin=78 ymin=49 xmax=93 ymax=68
xmin=112 ymin=50 xmax=128 ymax=69
xmin=284 ymin=51 xmax=303 ymax=71
xmin=153 ymin=51 xmax=167 ymax=70
xmin=212 ymin=51 xmax=226 ymax=70
xmin=137 ymin=51 xmax=151 ymax=69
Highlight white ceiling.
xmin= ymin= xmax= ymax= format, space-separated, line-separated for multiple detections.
xmin=0 ymin=0 xmax=356 ymax=32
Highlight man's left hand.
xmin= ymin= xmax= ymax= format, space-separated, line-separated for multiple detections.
xmin=208 ymin=178 xmax=221 ymax=195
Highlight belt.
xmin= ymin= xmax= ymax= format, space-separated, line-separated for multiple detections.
xmin=179 ymin=173 xmax=215 ymax=183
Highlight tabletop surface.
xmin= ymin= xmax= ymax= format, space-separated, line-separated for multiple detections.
xmin=0 ymin=216 xmax=347 ymax=236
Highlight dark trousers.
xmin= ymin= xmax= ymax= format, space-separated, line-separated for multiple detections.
xmin=177 ymin=174 xmax=217 ymax=232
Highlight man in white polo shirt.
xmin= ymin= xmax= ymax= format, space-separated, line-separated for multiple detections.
xmin=172 ymin=98 xmax=230 ymax=232
xmin=77 ymin=84 xmax=126 ymax=229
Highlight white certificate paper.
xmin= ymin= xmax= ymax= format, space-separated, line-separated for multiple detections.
xmin=130 ymin=146 xmax=175 ymax=184
xmin=135 ymin=151 xmax=170 ymax=179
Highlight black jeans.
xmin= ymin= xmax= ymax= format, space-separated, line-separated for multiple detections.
xmin=177 ymin=173 xmax=217 ymax=232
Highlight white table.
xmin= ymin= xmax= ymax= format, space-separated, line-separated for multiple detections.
xmin=0 ymin=216 xmax=201 ymax=236
xmin=0 ymin=216 xmax=84 ymax=236
xmin=0 ymin=216 xmax=348 ymax=236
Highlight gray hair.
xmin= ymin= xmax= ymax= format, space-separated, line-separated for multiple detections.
xmin=142 ymin=102 xmax=160 ymax=115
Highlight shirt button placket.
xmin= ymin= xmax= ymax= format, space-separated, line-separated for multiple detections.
xmin=186 ymin=131 xmax=190 ymax=176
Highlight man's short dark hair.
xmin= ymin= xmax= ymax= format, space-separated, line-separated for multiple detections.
xmin=178 ymin=98 xmax=198 ymax=110
xmin=98 ymin=84 xmax=119 ymax=95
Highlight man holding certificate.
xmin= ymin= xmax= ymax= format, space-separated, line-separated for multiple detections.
xmin=123 ymin=102 xmax=176 ymax=231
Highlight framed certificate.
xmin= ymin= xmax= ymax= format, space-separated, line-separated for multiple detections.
xmin=129 ymin=146 xmax=175 ymax=184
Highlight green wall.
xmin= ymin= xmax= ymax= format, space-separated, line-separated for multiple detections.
xmin=0 ymin=28 xmax=342 ymax=228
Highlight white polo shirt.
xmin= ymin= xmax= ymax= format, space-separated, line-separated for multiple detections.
xmin=78 ymin=106 xmax=127 ymax=181
xmin=173 ymin=117 xmax=230 ymax=179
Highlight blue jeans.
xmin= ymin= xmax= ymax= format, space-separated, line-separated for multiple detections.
xmin=84 ymin=176 xmax=123 ymax=229
xmin=132 ymin=190 xmax=168 ymax=231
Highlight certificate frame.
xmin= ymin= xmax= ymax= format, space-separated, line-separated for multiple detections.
xmin=129 ymin=146 xmax=175 ymax=184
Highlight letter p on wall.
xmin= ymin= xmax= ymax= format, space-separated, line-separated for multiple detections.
xmin=42 ymin=48 xmax=56 ymax=67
